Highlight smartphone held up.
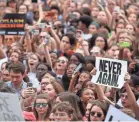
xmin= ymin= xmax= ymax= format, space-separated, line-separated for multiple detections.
xmin=44 ymin=34 xmax=51 ymax=45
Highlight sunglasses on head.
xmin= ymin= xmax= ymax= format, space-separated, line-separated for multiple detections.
xmin=90 ymin=111 xmax=102 ymax=118
xmin=57 ymin=59 xmax=66 ymax=63
xmin=35 ymin=103 xmax=48 ymax=108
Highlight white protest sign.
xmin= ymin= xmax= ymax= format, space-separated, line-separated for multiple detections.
xmin=105 ymin=105 xmax=137 ymax=121
xmin=91 ymin=57 xmax=127 ymax=88
xmin=0 ymin=92 xmax=24 ymax=121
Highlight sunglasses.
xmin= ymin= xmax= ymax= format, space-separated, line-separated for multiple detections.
xmin=57 ymin=59 xmax=66 ymax=63
xmin=90 ymin=111 xmax=102 ymax=118
xmin=35 ymin=103 xmax=48 ymax=108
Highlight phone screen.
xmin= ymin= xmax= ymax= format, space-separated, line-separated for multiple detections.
xmin=31 ymin=29 xmax=39 ymax=35
xmin=27 ymin=83 xmax=33 ymax=87
xmin=39 ymin=23 xmax=46 ymax=29
xmin=101 ymin=0 xmax=106 ymax=7
xmin=119 ymin=42 xmax=130 ymax=48
xmin=114 ymin=6 xmax=120 ymax=13
xmin=73 ymin=63 xmax=83 ymax=75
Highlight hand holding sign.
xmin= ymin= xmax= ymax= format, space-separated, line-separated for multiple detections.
xmin=91 ymin=57 xmax=127 ymax=89
xmin=90 ymin=67 xmax=97 ymax=76
xmin=124 ymin=72 xmax=131 ymax=81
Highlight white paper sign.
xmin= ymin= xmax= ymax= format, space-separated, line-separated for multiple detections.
xmin=0 ymin=92 xmax=24 ymax=121
xmin=91 ymin=57 xmax=127 ymax=88
xmin=105 ymin=105 xmax=137 ymax=121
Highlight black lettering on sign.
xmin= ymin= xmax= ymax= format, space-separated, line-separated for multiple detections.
xmin=117 ymin=63 xmax=122 ymax=75
xmin=111 ymin=74 xmax=119 ymax=87
xmin=99 ymin=60 xmax=104 ymax=72
xmin=107 ymin=73 xmax=111 ymax=85
xmin=96 ymin=72 xmax=102 ymax=84
xmin=97 ymin=59 xmax=123 ymax=87
xmin=102 ymin=72 xmax=107 ymax=84
xmin=0 ymin=97 xmax=12 ymax=112
xmin=96 ymin=72 xmax=119 ymax=87
xmin=112 ymin=62 xmax=117 ymax=74
xmin=108 ymin=115 xmax=113 ymax=121
xmin=99 ymin=60 xmax=122 ymax=75
xmin=104 ymin=60 xmax=108 ymax=72
xmin=108 ymin=61 xmax=113 ymax=74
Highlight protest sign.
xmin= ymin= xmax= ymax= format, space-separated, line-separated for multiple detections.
xmin=91 ymin=57 xmax=127 ymax=88
xmin=0 ymin=14 xmax=26 ymax=35
xmin=0 ymin=92 xmax=24 ymax=121
xmin=105 ymin=105 xmax=137 ymax=121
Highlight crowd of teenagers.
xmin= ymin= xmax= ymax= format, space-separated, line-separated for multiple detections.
xmin=0 ymin=0 xmax=139 ymax=121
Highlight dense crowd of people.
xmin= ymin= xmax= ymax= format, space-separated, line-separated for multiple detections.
xmin=0 ymin=0 xmax=139 ymax=121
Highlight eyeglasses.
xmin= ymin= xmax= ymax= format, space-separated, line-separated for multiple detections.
xmin=120 ymin=93 xmax=128 ymax=99
xmin=90 ymin=111 xmax=102 ymax=118
xmin=57 ymin=59 xmax=66 ymax=63
xmin=35 ymin=103 xmax=48 ymax=108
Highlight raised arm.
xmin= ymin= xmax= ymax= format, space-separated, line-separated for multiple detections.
xmin=97 ymin=1 xmax=112 ymax=28
xmin=0 ymin=48 xmax=5 ymax=59
xmin=68 ymin=72 xmax=79 ymax=92
xmin=124 ymin=74 xmax=139 ymax=120
xmin=37 ymin=0 xmax=44 ymax=24
xmin=104 ymin=6 xmax=112 ymax=28
xmin=0 ymin=37 xmax=5 ymax=59
xmin=44 ymin=44 xmax=52 ymax=68
xmin=90 ymin=68 xmax=105 ymax=101
xmin=119 ymin=0 xmax=124 ymax=9
xmin=24 ymin=25 xmax=32 ymax=52
xmin=48 ymin=26 xmax=61 ymax=50
xmin=91 ymin=68 xmax=116 ymax=105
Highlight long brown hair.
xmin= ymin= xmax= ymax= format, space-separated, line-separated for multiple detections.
xmin=33 ymin=94 xmax=52 ymax=121
xmin=57 ymin=92 xmax=83 ymax=119
xmin=118 ymin=47 xmax=134 ymax=61
xmin=50 ymin=80 xmax=64 ymax=94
